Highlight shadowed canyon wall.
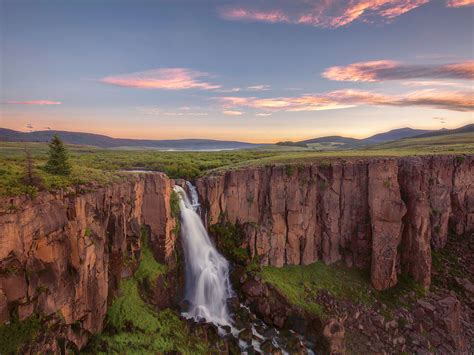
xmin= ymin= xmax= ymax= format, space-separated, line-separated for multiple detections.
xmin=196 ymin=155 xmax=474 ymax=291
xmin=0 ymin=173 xmax=176 ymax=352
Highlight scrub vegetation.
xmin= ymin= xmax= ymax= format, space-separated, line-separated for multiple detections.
xmin=0 ymin=131 xmax=472 ymax=197
xmin=260 ymin=262 xmax=425 ymax=319
xmin=209 ymin=220 xmax=250 ymax=265
xmin=0 ymin=315 xmax=41 ymax=354
xmin=84 ymin=229 xmax=208 ymax=354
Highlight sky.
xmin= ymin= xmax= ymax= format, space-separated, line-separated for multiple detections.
xmin=0 ymin=0 xmax=473 ymax=143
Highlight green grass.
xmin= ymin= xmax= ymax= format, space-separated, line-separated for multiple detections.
xmin=0 ymin=315 xmax=41 ymax=354
xmin=261 ymin=261 xmax=425 ymax=319
xmin=134 ymin=229 xmax=167 ymax=284
xmin=84 ymin=228 xmax=208 ymax=354
xmin=370 ymin=132 xmax=474 ymax=151
xmin=87 ymin=279 xmax=208 ymax=355
xmin=0 ymin=142 xmax=277 ymax=196
xmin=1 ymin=133 xmax=472 ymax=197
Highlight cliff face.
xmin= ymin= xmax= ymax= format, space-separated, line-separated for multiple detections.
xmin=0 ymin=173 xmax=176 ymax=352
xmin=196 ymin=155 xmax=474 ymax=290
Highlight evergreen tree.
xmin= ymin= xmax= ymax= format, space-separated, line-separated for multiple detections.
xmin=45 ymin=134 xmax=71 ymax=175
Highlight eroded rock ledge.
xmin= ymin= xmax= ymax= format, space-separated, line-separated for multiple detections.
xmin=0 ymin=173 xmax=176 ymax=352
xmin=197 ymin=155 xmax=473 ymax=290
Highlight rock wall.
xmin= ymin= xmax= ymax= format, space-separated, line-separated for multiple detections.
xmin=196 ymin=155 xmax=474 ymax=290
xmin=0 ymin=173 xmax=176 ymax=352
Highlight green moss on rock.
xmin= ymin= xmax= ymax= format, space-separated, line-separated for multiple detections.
xmin=0 ymin=315 xmax=41 ymax=354
xmin=261 ymin=261 xmax=425 ymax=319
xmin=209 ymin=221 xmax=250 ymax=265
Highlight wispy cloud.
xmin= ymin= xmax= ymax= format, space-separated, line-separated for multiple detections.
xmin=446 ymin=0 xmax=474 ymax=7
xmin=256 ymin=113 xmax=272 ymax=117
xmin=323 ymin=60 xmax=474 ymax=82
xmin=100 ymin=68 xmax=220 ymax=90
xmin=6 ymin=100 xmax=62 ymax=105
xmin=401 ymin=80 xmax=472 ymax=90
xmin=215 ymin=87 xmax=242 ymax=93
xmin=247 ymin=84 xmax=271 ymax=91
xmin=138 ymin=106 xmax=208 ymax=116
xmin=221 ymin=8 xmax=289 ymax=23
xmin=218 ymin=89 xmax=473 ymax=112
xmin=223 ymin=110 xmax=244 ymax=116
xmin=220 ymin=0 xmax=432 ymax=28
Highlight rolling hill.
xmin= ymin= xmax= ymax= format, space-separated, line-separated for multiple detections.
xmin=0 ymin=128 xmax=262 ymax=151
xmin=278 ymin=126 xmax=472 ymax=150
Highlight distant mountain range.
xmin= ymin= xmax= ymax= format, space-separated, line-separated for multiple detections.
xmin=296 ymin=127 xmax=436 ymax=149
xmin=1 ymin=124 xmax=472 ymax=150
xmin=289 ymin=125 xmax=473 ymax=150
xmin=0 ymin=128 xmax=261 ymax=151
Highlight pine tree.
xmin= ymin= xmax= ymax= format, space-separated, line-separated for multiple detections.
xmin=45 ymin=134 xmax=71 ymax=175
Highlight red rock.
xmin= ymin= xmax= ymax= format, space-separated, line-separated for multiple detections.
xmin=323 ymin=318 xmax=346 ymax=354
xmin=241 ymin=279 xmax=266 ymax=297
xmin=0 ymin=173 xmax=177 ymax=351
xmin=197 ymin=155 xmax=473 ymax=291
xmin=368 ymin=160 xmax=406 ymax=290
xmin=438 ymin=295 xmax=467 ymax=351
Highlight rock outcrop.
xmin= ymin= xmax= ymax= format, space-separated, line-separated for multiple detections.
xmin=197 ymin=155 xmax=474 ymax=290
xmin=0 ymin=173 xmax=176 ymax=351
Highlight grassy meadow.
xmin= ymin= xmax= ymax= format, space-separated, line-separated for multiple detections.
xmin=0 ymin=131 xmax=472 ymax=197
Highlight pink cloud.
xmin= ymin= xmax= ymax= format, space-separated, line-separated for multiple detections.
xmin=220 ymin=8 xmax=289 ymax=23
xmin=446 ymin=0 xmax=474 ymax=7
xmin=100 ymin=68 xmax=220 ymax=90
xmin=323 ymin=60 xmax=474 ymax=81
xmin=218 ymin=88 xmax=473 ymax=112
xmin=222 ymin=110 xmax=244 ymax=116
xmin=220 ymin=0 xmax=431 ymax=28
xmin=6 ymin=100 xmax=62 ymax=105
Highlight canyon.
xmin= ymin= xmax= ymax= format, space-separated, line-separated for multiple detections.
xmin=197 ymin=155 xmax=473 ymax=290
xmin=0 ymin=154 xmax=472 ymax=353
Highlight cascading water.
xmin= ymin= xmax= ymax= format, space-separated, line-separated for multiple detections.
xmin=174 ymin=182 xmax=315 ymax=354
xmin=173 ymin=184 xmax=234 ymax=326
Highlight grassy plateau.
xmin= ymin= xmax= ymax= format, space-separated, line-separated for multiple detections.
xmin=0 ymin=131 xmax=472 ymax=197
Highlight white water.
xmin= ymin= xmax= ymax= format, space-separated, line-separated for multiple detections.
xmin=173 ymin=184 xmax=234 ymax=326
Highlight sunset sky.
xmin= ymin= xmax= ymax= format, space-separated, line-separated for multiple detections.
xmin=1 ymin=0 xmax=473 ymax=143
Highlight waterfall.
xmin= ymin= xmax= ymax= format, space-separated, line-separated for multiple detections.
xmin=173 ymin=183 xmax=234 ymax=327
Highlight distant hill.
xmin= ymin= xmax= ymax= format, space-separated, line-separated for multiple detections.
xmin=277 ymin=124 xmax=474 ymax=150
xmin=370 ymin=131 xmax=474 ymax=151
xmin=363 ymin=127 xmax=434 ymax=144
xmin=0 ymin=128 xmax=262 ymax=151
xmin=409 ymin=124 xmax=473 ymax=139
xmin=299 ymin=135 xmax=361 ymax=145
xmin=276 ymin=126 xmax=463 ymax=150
